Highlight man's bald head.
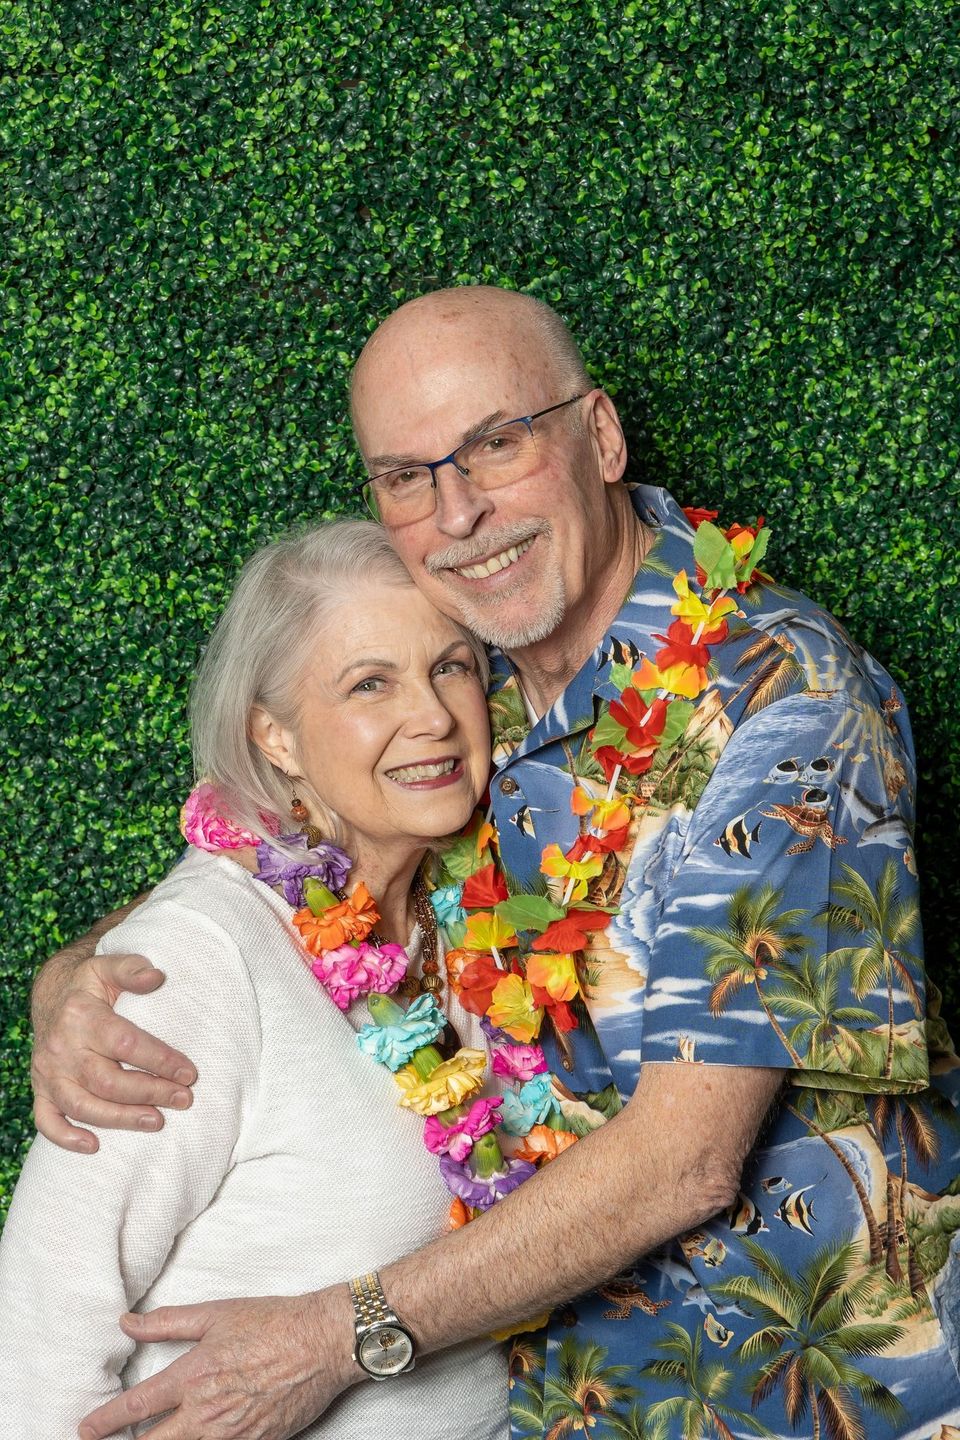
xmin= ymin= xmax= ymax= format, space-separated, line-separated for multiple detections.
xmin=349 ymin=286 xmax=591 ymax=450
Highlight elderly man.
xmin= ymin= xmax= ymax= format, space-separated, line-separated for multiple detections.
xmin=28 ymin=288 xmax=960 ymax=1439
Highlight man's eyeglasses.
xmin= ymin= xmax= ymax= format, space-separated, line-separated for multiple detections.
xmin=359 ymin=393 xmax=587 ymax=526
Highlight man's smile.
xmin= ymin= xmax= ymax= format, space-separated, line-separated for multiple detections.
xmin=452 ymin=536 xmax=535 ymax=581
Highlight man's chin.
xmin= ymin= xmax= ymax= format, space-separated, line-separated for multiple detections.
xmin=448 ymin=578 xmax=567 ymax=652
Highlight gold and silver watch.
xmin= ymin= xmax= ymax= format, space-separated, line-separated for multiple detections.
xmin=348 ymin=1272 xmax=416 ymax=1380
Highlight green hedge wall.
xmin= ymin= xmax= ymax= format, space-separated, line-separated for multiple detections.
xmin=2 ymin=0 xmax=958 ymax=1214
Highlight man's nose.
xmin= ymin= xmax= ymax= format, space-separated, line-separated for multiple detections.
xmin=431 ymin=461 xmax=495 ymax=537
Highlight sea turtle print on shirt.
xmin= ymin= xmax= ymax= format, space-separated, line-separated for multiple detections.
xmin=491 ymin=486 xmax=960 ymax=1440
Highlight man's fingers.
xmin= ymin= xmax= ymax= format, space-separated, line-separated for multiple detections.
xmin=96 ymin=1012 xmax=198 ymax=1088
xmin=77 ymin=1052 xmax=195 ymax=1111
xmin=39 ymin=1078 xmax=166 ymax=1132
xmin=32 ymin=1095 xmax=100 ymax=1153
xmin=91 ymin=952 xmax=165 ymax=1002
xmin=120 ymin=1303 xmax=212 ymax=1343
xmin=77 ymin=1363 xmax=182 ymax=1438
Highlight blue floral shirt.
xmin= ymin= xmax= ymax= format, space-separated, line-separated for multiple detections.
xmin=491 ymin=486 xmax=960 ymax=1440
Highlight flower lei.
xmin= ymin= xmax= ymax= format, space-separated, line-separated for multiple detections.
xmin=180 ymin=510 xmax=770 ymax=1253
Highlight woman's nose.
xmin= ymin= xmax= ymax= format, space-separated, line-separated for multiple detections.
xmin=405 ymin=683 xmax=456 ymax=737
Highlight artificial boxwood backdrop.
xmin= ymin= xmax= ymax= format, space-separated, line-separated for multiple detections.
xmin=2 ymin=0 xmax=957 ymax=1214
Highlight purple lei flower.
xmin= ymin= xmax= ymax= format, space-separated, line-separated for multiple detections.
xmin=438 ymin=1154 xmax=537 ymax=1211
xmin=253 ymin=834 xmax=352 ymax=907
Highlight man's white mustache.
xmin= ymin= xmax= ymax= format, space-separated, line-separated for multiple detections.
xmin=424 ymin=520 xmax=551 ymax=575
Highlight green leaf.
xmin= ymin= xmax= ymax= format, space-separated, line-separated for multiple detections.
xmin=439 ymin=834 xmax=485 ymax=881
xmin=609 ymin=660 xmax=634 ymax=692
xmin=590 ymin=709 xmax=629 ymax=751
xmin=495 ymin=894 xmax=565 ymax=933
xmin=693 ymin=521 xmax=738 ymax=590
xmin=661 ymin=698 xmax=695 ymax=747
xmin=737 ymin=525 xmax=770 ymax=578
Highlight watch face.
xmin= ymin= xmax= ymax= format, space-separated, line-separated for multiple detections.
xmin=357 ymin=1324 xmax=415 ymax=1378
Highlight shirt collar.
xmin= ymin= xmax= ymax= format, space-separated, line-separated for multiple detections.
xmin=486 ymin=485 xmax=699 ymax=767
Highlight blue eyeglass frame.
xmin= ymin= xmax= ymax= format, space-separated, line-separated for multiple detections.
xmin=358 ymin=392 xmax=588 ymax=499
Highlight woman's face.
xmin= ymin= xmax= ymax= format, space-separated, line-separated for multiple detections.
xmin=290 ymin=582 xmax=490 ymax=861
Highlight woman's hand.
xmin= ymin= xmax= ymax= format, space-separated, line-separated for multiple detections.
xmin=31 ymin=915 xmax=198 ymax=1152
xmin=77 ymin=1291 xmax=360 ymax=1440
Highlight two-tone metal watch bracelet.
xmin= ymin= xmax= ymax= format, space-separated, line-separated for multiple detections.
xmin=348 ymin=1271 xmax=417 ymax=1380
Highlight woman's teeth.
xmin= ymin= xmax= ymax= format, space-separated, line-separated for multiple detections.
xmin=388 ymin=759 xmax=458 ymax=783
xmin=455 ymin=537 xmax=533 ymax=580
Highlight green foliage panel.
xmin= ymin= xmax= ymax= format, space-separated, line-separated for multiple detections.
xmin=2 ymin=0 xmax=957 ymax=1213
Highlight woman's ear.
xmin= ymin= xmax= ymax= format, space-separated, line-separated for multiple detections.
xmin=249 ymin=706 xmax=297 ymax=774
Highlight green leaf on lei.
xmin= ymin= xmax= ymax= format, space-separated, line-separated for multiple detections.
xmin=661 ymin=698 xmax=695 ymax=747
xmin=693 ymin=520 xmax=738 ymax=590
xmin=590 ymin=708 xmax=629 ymax=752
xmin=495 ymin=894 xmax=565 ymax=934
xmin=608 ymin=660 xmax=634 ymax=692
xmin=438 ymin=833 xmax=487 ymax=882
xmin=737 ymin=525 xmax=770 ymax=579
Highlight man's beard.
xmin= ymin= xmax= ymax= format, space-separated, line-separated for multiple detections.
xmin=424 ymin=520 xmax=566 ymax=651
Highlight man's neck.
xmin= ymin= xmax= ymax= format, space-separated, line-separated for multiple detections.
xmin=506 ymin=509 xmax=652 ymax=717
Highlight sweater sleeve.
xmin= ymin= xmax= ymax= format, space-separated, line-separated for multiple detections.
xmin=0 ymin=893 xmax=262 ymax=1439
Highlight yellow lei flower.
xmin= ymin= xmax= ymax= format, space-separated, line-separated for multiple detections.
xmin=671 ymin=569 xmax=738 ymax=630
xmin=488 ymin=974 xmax=543 ymax=1043
xmin=540 ymin=843 xmax=604 ymax=903
xmin=526 ymin=951 xmax=580 ymax=1003
xmin=395 ymin=1048 xmax=487 ymax=1116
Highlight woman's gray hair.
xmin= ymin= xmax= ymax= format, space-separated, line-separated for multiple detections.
xmin=189 ymin=517 xmax=489 ymax=850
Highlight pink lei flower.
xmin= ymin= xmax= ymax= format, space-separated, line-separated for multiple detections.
xmin=180 ymin=783 xmax=262 ymax=852
xmin=311 ymin=941 xmax=408 ymax=1011
xmin=490 ymin=1041 xmax=549 ymax=1083
xmin=423 ymin=1097 xmax=504 ymax=1162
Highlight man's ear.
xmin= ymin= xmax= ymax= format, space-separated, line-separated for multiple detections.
xmin=587 ymin=391 xmax=628 ymax=486
xmin=249 ymin=705 xmax=297 ymax=774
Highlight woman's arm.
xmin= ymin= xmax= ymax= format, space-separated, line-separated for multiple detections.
xmin=30 ymin=894 xmax=201 ymax=1152
xmin=1 ymin=895 xmax=260 ymax=1437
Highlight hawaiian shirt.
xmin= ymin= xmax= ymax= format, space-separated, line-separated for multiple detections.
xmin=491 ymin=486 xmax=960 ymax=1440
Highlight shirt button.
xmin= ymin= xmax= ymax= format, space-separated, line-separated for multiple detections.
xmin=499 ymin=776 xmax=519 ymax=796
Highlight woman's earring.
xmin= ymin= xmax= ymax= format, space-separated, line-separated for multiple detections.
xmin=288 ymin=775 xmax=323 ymax=848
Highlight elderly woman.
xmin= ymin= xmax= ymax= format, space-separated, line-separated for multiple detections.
xmin=0 ymin=519 xmax=509 ymax=1438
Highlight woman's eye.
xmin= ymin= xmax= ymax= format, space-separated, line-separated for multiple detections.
xmin=351 ymin=676 xmax=385 ymax=694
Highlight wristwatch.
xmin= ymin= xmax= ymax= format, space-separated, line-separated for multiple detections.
xmin=348 ymin=1271 xmax=417 ymax=1379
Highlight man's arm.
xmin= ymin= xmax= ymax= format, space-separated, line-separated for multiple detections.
xmin=31 ymin=896 xmax=198 ymax=1153
xmin=77 ymin=1060 xmax=783 ymax=1440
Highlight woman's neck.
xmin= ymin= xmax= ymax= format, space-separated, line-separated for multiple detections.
xmin=349 ymin=842 xmax=427 ymax=946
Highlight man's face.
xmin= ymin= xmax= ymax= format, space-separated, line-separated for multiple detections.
xmin=352 ymin=315 xmax=615 ymax=652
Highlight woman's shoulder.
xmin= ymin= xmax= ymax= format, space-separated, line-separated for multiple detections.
xmin=99 ymin=847 xmax=296 ymax=978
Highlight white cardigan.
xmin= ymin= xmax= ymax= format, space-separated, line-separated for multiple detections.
xmin=0 ymin=848 xmax=510 ymax=1439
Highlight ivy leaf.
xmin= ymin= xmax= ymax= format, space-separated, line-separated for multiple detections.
xmin=495 ymin=894 xmax=565 ymax=934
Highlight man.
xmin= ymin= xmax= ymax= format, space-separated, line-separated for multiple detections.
xmin=29 ymin=288 xmax=960 ymax=1439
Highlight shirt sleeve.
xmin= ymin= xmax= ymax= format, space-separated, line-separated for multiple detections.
xmin=0 ymin=896 xmax=262 ymax=1438
xmin=637 ymin=690 xmax=928 ymax=1094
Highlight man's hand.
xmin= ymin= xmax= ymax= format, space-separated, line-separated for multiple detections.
xmin=77 ymin=1291 xmax=360 ymax=1440
xmin=31 ymin=909 xmax=198 ymax=1153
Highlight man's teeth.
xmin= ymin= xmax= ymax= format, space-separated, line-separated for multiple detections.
xmin=388 ymin=759 xmax=458 ymax=783
xmin=455 ymin=537 xmax=533 ymax=580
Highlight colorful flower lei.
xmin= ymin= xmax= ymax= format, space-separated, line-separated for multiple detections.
xmin=179 ymin=511 xmax=771 ymax=1246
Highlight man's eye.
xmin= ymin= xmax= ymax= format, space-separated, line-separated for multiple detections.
xmin=383 ymin=467 xmax=427 ymax=493
xmin=435 ymin=659 xmax=470 ymax=677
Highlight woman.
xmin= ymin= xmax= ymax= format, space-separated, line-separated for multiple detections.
xmin=0 ymin=518 xmax=509 ymax=1438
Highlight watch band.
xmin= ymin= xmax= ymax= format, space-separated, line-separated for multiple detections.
xmin=348 ymin=1271 xmax=416 ymax=1379
xmin=349 ymin=1271 xmax=396 ymax=1327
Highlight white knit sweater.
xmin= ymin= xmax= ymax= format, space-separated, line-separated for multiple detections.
xmin=0 ymin=848 xmax=510 ymax=1439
